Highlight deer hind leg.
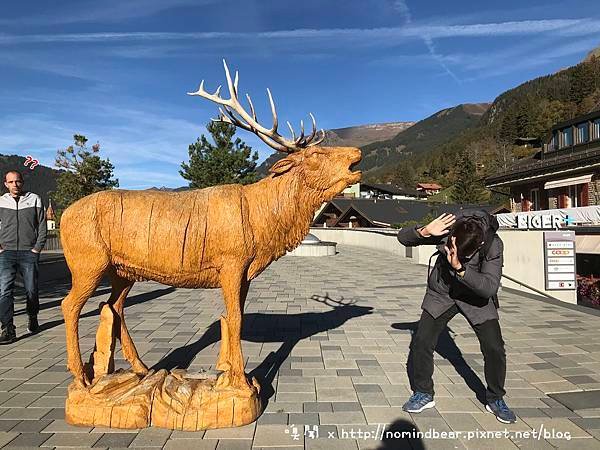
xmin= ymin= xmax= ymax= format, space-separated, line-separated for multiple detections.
xmin=108 ymin=273 xmax=148 ymax=376
xmin=216 ymin=267 xmax=252 ymax=391
xmin=216 ymin=316 xmax=230 ymax=371
xmin=62 ymin=273 xmax=103 ymax=387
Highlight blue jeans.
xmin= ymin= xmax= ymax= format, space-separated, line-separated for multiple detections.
xmin=0 ymin=250 xmax=40 ymax=328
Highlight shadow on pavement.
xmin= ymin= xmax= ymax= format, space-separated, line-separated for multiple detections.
xmin=378 ymin=419 xmax=424 ymax=450
xmin=392 ymin=320 xmax=487 ymax=405
xmin=153 ymin=293 xmax=373 ymax=407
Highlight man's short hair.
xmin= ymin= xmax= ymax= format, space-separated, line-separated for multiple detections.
xmin=451 ymin=218 xmax=484 ymax=259
xmin=4 ymin=170 xmax=24 ymax=182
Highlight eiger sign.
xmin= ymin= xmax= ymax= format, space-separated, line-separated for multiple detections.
xmin=516 ymin=213 xmax=574 ymax=230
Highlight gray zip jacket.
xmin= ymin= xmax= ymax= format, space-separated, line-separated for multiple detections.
xmin=397 ymin=211 xmax=503 ymax=325
xmin=0 ymin=192 xmax=47 ymax=252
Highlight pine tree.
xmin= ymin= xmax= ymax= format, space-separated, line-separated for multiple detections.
xmin=569 ymin=61 xmax=596 ymax=105
xmin=52 ymin=134 xmax=118 ymax=213
xmin=180 ymin=121 xmax=259 ymax=189
xmin=393 ymin=162 xmax=416 ymax=188
xmin=450 ymin=152 xmax=486 ymax=204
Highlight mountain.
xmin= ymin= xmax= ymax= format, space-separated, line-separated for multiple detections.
xmin=373 ymin=47 xmax=600 ymax=193
xmin=359 ymin=103 xmax=490 ymax=174
xmin=323 ymin=122 xmax=414 ymax=147
xmin=0 ymin=154 xmax=62 ymax=205
xmin=147 ymin=186 xmax=189 ymax=192
xmin=256 ymin=121 xmax=414 ymax=175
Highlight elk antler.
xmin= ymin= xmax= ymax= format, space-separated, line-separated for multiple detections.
xmin=188 ymin=60 xmax=325 ymax=153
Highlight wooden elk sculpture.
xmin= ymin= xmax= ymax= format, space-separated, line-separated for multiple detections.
xmin=60 ymin=61 xmax=361 ymax=427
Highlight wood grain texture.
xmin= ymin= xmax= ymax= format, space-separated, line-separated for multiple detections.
xmin=59 ymin=94 xmax=361 ymax=429
xmin=66 ymin=304 xmax=262 ymax=430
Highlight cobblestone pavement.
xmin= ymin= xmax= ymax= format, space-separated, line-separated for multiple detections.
xmin=1 ymin=245 xmax=600 ymax=449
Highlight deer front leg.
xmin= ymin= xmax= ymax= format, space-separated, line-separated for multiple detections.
xmin=62 ymin=274 xmax=102 ymax=387
xmin=216 ymin=269 xmax=252 ymax=392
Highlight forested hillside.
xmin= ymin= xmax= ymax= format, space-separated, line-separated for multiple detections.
xmin=360 ymin=103 xmax=489 ymax=175
xmin=375 ymin=54 xmax=600 ymax=195
xmin=256 ymin=121 xmax=414 ymax=175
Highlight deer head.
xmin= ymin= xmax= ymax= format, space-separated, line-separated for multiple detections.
xmin=188 ymin=60 xmax=361 ymax=198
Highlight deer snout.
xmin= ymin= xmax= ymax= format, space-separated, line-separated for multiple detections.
xmin=349 ymin=148 xmax=362 ymax=165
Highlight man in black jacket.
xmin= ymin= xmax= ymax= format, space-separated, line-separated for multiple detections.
xmin=397 ymin=210 xmax=516 ymax=424
xmin=0 ymin=170 xmax=47 ymax=344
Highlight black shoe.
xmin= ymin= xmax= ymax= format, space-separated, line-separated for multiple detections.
xmin=27 ymin=316 xmax=39 ymax=334
xmin=0 ymin=326 xmax=16 ymax=345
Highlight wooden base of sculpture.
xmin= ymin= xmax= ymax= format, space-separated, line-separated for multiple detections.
xmin=65 ymin=304 xmax=262 ymax=430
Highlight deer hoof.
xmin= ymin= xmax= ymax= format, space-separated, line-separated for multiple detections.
xmin=216 ymin=371 xmax=254 ymax=392
xmin=73 ymin=371 xmax=91 ymax=390
xmin=132 ymin=361 xmax=149 ymax=376
xmin=215 ymin=359 xmax=231 ymax=372
xmin=73 ymin=377 xmax=87 ymax=390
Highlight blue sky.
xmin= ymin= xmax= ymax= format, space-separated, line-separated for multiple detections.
xmin=2 ymin=0 xmax=600 ymax=188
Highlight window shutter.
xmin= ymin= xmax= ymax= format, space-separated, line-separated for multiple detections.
xmin=559 ymin=192 xmax=567 ymax=208
xmin=581 ymin=183 xmax=589 ymax=207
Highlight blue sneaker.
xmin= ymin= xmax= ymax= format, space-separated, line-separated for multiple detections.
xmin=402 ymin=392 xmax=435 ymax=413
xmin=486 ymin=399 xmax=517 ymax=423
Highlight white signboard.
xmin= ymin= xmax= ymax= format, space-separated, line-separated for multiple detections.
xmin=544 ymin=231 xmax=576 ymax=291
xmin=517 ymin=213 xmax=574 ymax=230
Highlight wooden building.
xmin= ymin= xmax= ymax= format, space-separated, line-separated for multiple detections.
xmin=486 ymin=110 xmax=600 ymax=212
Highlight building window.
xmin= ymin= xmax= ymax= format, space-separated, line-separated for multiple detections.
xmin=560 ymin=127 xmax=573 ymax=148
xmin=567 ymin=184 xmax=582 ymax=208
xmin=575 ymin=123 xmax=589 ymax=144
xmin=549 ymin=132 xmax=558 ymax=151
xmin=592 ymin=119 xmax=600 ymax=141
xmin=530 ymin=188 xmax=540 ymax=211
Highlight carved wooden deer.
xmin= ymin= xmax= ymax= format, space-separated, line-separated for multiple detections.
xmin=60 ymin=61 xmax=362 ymax=392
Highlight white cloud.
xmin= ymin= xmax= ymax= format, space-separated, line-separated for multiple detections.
xmin=0 ymin=19 xmax=592 ymax=46
xmin=0 ymin=90 xmax=275 ymax=189
xmin=0 ymin=0 xmax=218 ymax=26
xmin=389 ymin=0 xmax=461 ymax=82
xmin=456 ymin=36 xmax=600 ymax=81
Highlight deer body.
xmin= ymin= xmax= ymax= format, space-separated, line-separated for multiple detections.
xmin=62 ymin=186 xmax=253 ymax=289
xmin=62 ymin=169 xmax=336 ymax=287
xmin=60 ymin=61 xmax=361 ymax=392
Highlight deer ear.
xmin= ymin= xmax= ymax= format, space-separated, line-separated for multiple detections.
xmin=269 ymin=157 xmax=298 ymax=175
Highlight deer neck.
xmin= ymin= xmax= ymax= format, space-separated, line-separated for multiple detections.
xmin=244 ymin=172 xmax=325 ymax=254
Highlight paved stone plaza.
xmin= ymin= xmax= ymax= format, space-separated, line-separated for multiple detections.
xmin=1 ymin=245 xmax=600 ymax=449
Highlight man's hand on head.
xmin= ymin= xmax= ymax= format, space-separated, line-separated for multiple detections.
xmin=419 ymin=213 xmax=456 ymax=237
xmin=444 ymin=236 xmax=462 ymax=271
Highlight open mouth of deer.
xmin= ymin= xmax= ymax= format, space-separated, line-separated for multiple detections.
xmin=349 ymin=158 xmax=362 ymax=178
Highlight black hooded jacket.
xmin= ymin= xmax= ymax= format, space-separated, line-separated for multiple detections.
xmin=397 ymin=209 xmax=503 ymax=325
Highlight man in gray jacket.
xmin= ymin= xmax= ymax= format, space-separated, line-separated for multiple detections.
xmin=397 ymin=210 xmax=516 ymax=424
xmin=0 ymin=170 xmax=47 ymax=344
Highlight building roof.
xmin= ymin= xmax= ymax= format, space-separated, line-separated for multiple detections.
xmin=551 ymin=109 xmax=600 ymax=132
xmin=416 ymin=183 xmax=442 ymax=190
xmin=514 ymin=137 xmax=541 ymax=147
xmin=314 ymin=198 xmax=497 ymax=227
xmin=360 ymin=182 xmax=426 ymax=198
